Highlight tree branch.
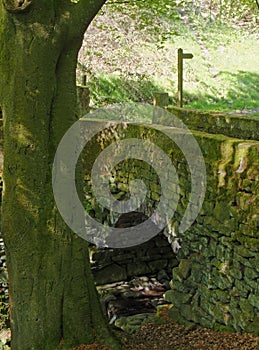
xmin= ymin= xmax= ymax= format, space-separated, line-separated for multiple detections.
xmin=255 ymin=0 xmax=259 ymax=10
xmin=50 ymin=0 xmax=107 ymax=50
xmin=69 ymin=0 xmax=107 ymax=33
xmin=52 ymin=0 xmax=107 ymax=50
xmin=2 ymin=0 xmax=32 ymax=13
xmin=106 ymin=0 xmax=130 ymax=4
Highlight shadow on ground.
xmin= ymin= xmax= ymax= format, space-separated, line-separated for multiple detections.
xmin=85 ymin=70 xmax=259 ymax=114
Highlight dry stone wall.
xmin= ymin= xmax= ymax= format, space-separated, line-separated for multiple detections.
xmin=90 ymin=233 xmax=178 ymax=286
xmin=82 ymin=116 xmax=259 ymax=336
xmin=166 ymin=107 xmax=259 ymax=141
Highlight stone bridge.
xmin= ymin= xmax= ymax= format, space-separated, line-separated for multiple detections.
xmin=82 ymin=107 xmax=259 ymax=336
xmin=0 ymin=107 xmax=258 ymax=335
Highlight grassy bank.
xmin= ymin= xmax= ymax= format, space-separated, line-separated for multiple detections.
xmin=78 ymin=4 xmax=259 ymax=113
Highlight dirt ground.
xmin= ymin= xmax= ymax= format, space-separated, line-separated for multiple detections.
xmin=70 ymin=319 xmax=259 ymax=350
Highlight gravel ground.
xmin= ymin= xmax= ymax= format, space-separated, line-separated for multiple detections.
xmin=70 ymin=319 xmax=259 ymax=350
xmin=120 ymin=320 xmax=259 ymax=350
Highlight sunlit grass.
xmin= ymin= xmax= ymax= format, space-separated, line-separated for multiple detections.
xmin=79 ymin=9 xmax=259 ymax=113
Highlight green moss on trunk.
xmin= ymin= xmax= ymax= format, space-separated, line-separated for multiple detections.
xmin=0 ymin=2 xmax=121 ymax=349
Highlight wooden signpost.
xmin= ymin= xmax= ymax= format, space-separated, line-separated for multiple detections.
xmin=177 ymin=48 xmax=193 ymax=108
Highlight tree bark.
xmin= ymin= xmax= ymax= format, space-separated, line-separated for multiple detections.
xmin=0 ymin=2 xmax=121 ymax=349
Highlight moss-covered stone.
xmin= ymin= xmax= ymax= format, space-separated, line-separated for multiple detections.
xmin=239 ymin=298 xmax=255 ymax=320
xmin=114 ymin=313 xmax=156 ymax=334
xmin=229 ymin=261 xmax=243 ymax=280
xmin=94 ymin=264 xmax=127 ymax=285
xmin=167 ymin=107 xmax=259 ymax=141
xmin=244 ymin=267 xmax=258 ymax=281
xmin=176 ymin=259 xmax=192 ymax=279
xmin=235 ymin=245 xmax=256 ymax=258
xmin=127 ymin=262 xmax=151 ymax=276
xmin=245 ymin=314 xmax=259 ymax=335
xmin=248 ymin=294 xmax=259 ymax=310
xmin=210 ymin=289 xmax=230 ymax=304
xmin=164 ymin=290 xmax=192 ymax=305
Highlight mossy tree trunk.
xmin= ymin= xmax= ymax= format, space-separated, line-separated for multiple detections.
xmin=0 ymin=1 xmax=120 ymax=349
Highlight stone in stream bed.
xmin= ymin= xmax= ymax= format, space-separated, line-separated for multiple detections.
xmin=114 ymin=313 xmax=156 ymax=333
xmin=97 ymin=275 xmax=171 ymax=327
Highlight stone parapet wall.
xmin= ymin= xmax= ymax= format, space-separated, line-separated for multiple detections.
xmin=165 ymin=107 xmax=259 ymax=141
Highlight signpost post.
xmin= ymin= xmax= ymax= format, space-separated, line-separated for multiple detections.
xmin=177 ymin=48 xmax=193 ymax=108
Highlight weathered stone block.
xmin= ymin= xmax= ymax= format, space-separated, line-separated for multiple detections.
xmin=177 ymin=259 xmax=192 ymax=279
xmin=90 ymin=248 xmax=113 ymax=265
xmin=229 ymin=261 xmax=243 ymax=280
xmin=235 ymin=245 xmax=256 ymax=258
xmin=239 ymin=298 xmax=255 ymax=320
xmin=126 ymin=262 xmax=151 ymax=276
xmin=244 ymin=277 xmax=258 ymax=291
xmin=210 ymin=289 xmax=230 ymax=304
xmin=229 ymin=307 xmax=250 ymax=331
xmin=148 ymin=259 xmax=168 ymax=272
xmin=248 ymin=293 xmax=259 ymax=310
xmin=210 ymin=270 xmax=234 ymax=290
xmin=94 ymin=264 xmax=127 ymax=285
xmin=214 ymin=202 xmax=231 ymax=223
xmin=244 ymin=266 xmax=258 ymax=280
xmin=245 ymin=313 xmax=259 ymax=335
xmin=168 ymin=306 xmax=194 ymax=326
xmin=188 ymin=262 xmax=204 ymax=284
xmin=164 ymin=290 xmax=192 ymax=305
